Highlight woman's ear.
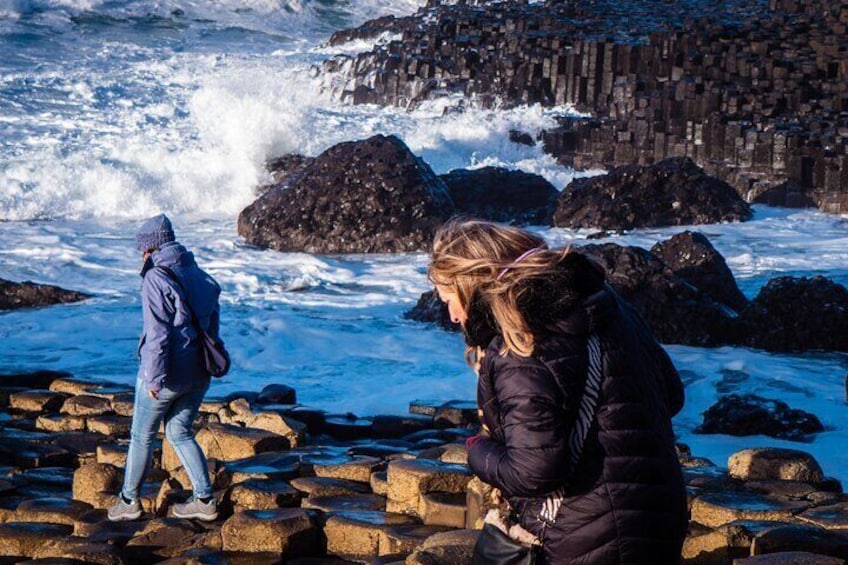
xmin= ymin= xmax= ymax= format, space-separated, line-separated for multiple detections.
xmin=463 ymin=289 xmax=499 ymax=348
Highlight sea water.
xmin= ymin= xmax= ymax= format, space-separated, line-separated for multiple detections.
xmin=1 ymin=1 xmax=847 ymax=481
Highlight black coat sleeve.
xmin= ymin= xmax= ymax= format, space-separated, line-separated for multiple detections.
xmin=467 ymin=359 xmax=571 ymax=498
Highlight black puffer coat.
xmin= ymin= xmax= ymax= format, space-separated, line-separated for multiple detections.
xmin=467 ymin=286 xmax=688 ymax=564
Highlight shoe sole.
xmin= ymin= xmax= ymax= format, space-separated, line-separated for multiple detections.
xmin=172 ymin=510 xmax=218 ymax=521
xmin=108 ymin=510 xmax=142 ymax=522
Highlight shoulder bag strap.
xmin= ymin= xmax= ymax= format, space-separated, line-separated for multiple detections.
xmin=538 ymin=333 xmax=604 ymax=525
xmin=155 ymin=266 xmax=204 ymax=335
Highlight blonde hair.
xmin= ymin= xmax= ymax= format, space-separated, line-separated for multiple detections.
xmin=427 ymin=218 xmax=572 ymax=362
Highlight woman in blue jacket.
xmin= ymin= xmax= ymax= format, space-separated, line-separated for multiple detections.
xmin=108 ymin=214 xmax=221 ymax=522
xmin=428 ymin=218 xmax=688 ymax=564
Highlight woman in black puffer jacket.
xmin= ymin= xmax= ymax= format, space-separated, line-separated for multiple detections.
xmin=428 ymin=218 xmax=688 ymax=564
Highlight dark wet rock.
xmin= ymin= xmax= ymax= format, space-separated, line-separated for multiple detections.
xmin=14 ymin=497 xmax=93 ymax=526
xmin=402 ymin=428 xmax=474 ymax=445
xmin=406 ymin=528 xmax=480 ymax=565
xmin=403 ymin=290 xmax=459 ymax=331
xmin=345 ymin=440 xmax=413 ymax=460
xmin=313 ymin=455 xmax=384 ymax=484
xmin=228 ymin=478 xmax=301 ymax=510
xmin=256 ymin=383 xmax=297 ymax=405
xmin=323 ymin=414 xmax=373 ymax=441
xmin=580 ymin=242 xmax=740 ymax=346
xmin=16 ymin=467 xmax=75 ymax=489
xmin=0 ymin=522 xmax=73 ymax=558
xmin=323 ymin=510 xmax=417 ymax=557
xmin=386 ymin=459 xmax=473 ymax=516
xmin=220 ymin=508 xmax=319 ymax=556
xmin=696 ymin=394 xmax=824 ymax=441
xmin=30 ymin=538 xmax=124 ymax=565
xmin=158 ymin=549 xmax=288 ymax=565
xmin=371 ymin=414 xmax=433 ymax=439
xmin=0 ymin=371 xmax=71 ymax=390
xmin=651 ymin=231 xmax=748 ymax=312
xmin=323 ymin=0 xmax=848 ymax=214
xmin=302 ymin=493 xmax=387 ymax=513
xmin=739 ymin=276 xmax=848 ymax=353
xmin=433 ymin=400 xmax=478 ymax=429
xmin=0 ymin=279 xmax=89 ymax=311
xmin=509 ymin=130 xmax=535 ymax=147
xmin=690 ymin=490 xmax=812 ymax=529
xmin=72 ymin=464 xmax=121 ymax=509
xmin=60 ymin=396 xmax=112 ymax=417
xmin=419 ymin=491 xmax=467 ymax=528
xmin=8 ymin=391 xmax=66 ymax=414
xmin=265 ymin=154 xmax=314 ymax=186
xmin=194 ymin=423 xmax=290 ymax=463
xmin=256 ymin=405 xmax=326 ymax=435
xmin=439 ymin=166 xmax=557 ymax=225
xmin=553 ymin=158 xmax=752 ymax=230
xmin=238 ymin=134 xmax=455 ymax=254
xmin=328 ymin=14 xmax=412 ymax=46
xmin=734 ymin=552 xmax=846 ymax=565
xmin=0 ymin=427 xmax=75 ymax=469
xmin=222 ymin=447 xmax=355 ymax=486
xmin=417 ymin=442 xmax=465 ymax=462
xmin=290 ymin=476 xmax=371 ymax=498
xmin=728 ymin=448 xmax=825 ymax=484
xmin=751 ymin=179 xmax=818 ymax=209
xmin=797 ymin=502 xmax=848 ymax=531
xmin=86 ymin=415 xmax=131 ymax=436
xmin=124 ymin=517 xmax=207 ymax=561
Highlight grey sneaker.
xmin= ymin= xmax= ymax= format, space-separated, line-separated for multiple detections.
xmin=107 ymin=496 xmax=142 ymax=522
xmin=172 ymin=496 xmax=218 ymax=521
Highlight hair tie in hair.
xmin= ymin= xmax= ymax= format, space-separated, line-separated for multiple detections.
xmin=496 ymin=246 xmax=546 ymax=281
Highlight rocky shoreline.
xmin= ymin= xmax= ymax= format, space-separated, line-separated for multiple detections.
xmin=405 ymin=229 xmax=848 ymax=353
xmin=321 ymin=0 xmax=848 ymax=214
xmin=1 ymin=371 xmax=848 ymax=564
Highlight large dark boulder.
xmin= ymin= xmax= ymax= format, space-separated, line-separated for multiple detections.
xmin=579 ymin=243 xmax=739 ymax=346
xmin=740 ymin=276 xmax=848 ymax=353
xmin=439 ymin=167 xmax=558 ymax=225
xmin=696 ymin=394 xmax=824 ymax=441
xmin=0 ymin=279 xmax=89 ymax=311
xmin=552 ymin=157 xmax=753 ymax=230
xmin=403 ymin=289 xmax=459 ymax=331
xmin=651 ymin=231 xmax=748 ymax=312
xmin=238 ymin=135 xmax=455 ymax=254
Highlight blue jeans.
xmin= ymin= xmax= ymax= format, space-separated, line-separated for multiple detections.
xmin=122 ymin=376 xmax=213 ymax=500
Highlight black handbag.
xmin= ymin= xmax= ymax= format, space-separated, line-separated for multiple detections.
xmin=157 ymin=266 xmax=231 ymax=378
xmin=471 ymin=522 xmax=539 ymax=565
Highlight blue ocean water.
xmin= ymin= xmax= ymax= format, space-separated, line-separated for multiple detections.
xmin=1 ymin=1 xmax=847 ymax=480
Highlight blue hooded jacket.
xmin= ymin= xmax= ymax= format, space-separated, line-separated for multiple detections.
xmin=138 ymin=241 xmax=221 ymax=393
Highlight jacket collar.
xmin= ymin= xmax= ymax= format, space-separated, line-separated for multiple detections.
xmin=548 ymin=284 xmax=617 ymax=337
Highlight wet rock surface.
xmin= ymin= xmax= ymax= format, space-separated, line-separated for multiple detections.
xmin=0 ymin=279 xmax=90 ymax=311
xmin=650 ymin=231 xmax=749 ymax=312
xmin=323 ymin=0 xmax=848 ymax=213
xmin=1 ymin=374 xmax=846 ymax=563
xmin=697 ymin=394 xmax=825 ymax=441
xmin=580 ymin=241 xmax=740 ymax=346
xmin=439 ymin=166 xmax=558 ymax=225
xmin=238 ymin=134 xmax=454 ymax=254
xmin=739 ymin=276 xmax=848 ymax=353
xmin=553 ymin=158 xmax=753 ymax=230
xmin=405 ymin=232 xmax=847 ymax=354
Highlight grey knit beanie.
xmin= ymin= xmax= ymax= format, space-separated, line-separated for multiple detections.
xmin=135 ymin=214 xmax=175 ymax=252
